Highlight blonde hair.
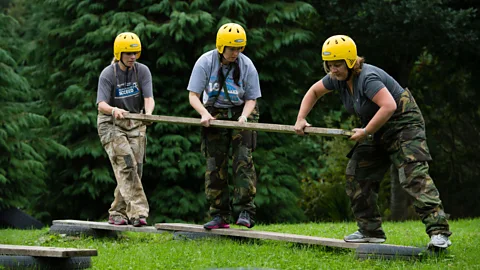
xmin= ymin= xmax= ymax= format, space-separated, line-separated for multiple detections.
xmin=111 ymin=57 xmax=119 ymax=64
xmin=323 ymin=56 xmax=365 ymax=78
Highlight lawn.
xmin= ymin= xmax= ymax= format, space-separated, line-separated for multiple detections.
xmin=1 ymin=218 xmax=478 ymax=269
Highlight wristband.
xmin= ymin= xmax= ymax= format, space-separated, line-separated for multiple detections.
xmin=111 ymin=107 xmax=116 ymax=116
xmin=363 ymin=128 xmax=373 ymax=140
xmin=238 ymin=115 xmax=248 ymax=122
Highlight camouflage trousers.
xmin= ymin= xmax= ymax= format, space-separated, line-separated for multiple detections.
xmin=97 ymin=114 xmax=149 ymax=220
xmin=345 ymin=89 xmax=451 ymax=238
xmin=201 ymin=105 xmax=259 ymax=222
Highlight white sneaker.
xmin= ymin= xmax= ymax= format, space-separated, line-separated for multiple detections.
xmin=428 ymin=234 xmax=452 ymax=248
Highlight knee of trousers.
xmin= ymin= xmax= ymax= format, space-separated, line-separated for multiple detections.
xmin=114 ymin=154 xmax=137 ymax=172
xmin=397 ymin=162 xmax=431 ymax=187
xmin=233 ymin=145 xmax=253 ymax=166
xmin=205 ymin=157 xmax=228 ymax=189
xmin=345 ymin=159 xmax=382 ymax=198
xmin=345 ymin=159 xmax=358 ymax=198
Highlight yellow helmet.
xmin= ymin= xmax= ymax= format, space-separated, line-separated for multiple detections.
xmin=322 ymin=35 xmax=357 ymax=69
xmin=113 ymin=32 xmax=141 ymax=61
xmin=216 ymin=23 xmax=247 ymax=54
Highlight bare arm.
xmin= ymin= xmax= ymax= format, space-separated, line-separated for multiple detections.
xmin=144 ymin=97 xmax=155 ymax=115
xmin=189 ymin=91 xmax=215 ymax=127
xmin=238 ymin=99 xmax=256 ymax=123
xmin=350 ymin=87 xmax=397 ymax=141
xmin=294 ymin=80 xmax=331 ymax=135
xmin=97 ymin=101 xmax=128 ymax=119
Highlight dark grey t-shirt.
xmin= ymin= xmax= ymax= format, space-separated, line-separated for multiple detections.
xmin=96 ymin=62 xmax=153 ymax=113
xmin=322 ymin=64 xmax=404 ymax=125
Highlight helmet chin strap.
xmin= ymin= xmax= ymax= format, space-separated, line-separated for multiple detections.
xmin=219 ymin=52 xmax=229 ymax=65
xmin=120 ymin=59 xmax=131 ymax=70
xmin=342 ymin=68 xmax=352 ymax=82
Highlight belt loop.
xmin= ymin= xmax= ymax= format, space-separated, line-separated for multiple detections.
xmin=228 ymin=108 xmax=232 ymax=119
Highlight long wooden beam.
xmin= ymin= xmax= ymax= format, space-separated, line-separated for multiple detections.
xmin=156 ymin=223 xmax=361 ymax=249
xmin=155 ymin=223 xmax=423 ymax=252
xmin=124 ymin=113 xmax=353 ymax=137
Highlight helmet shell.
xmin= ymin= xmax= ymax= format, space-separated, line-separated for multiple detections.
xmin=114 ymin=32 xmax=141 ymax=61
xmin=322 ymin=35 xmax=357 ymax=68
xmin=216 ymin=23 xmax=247 ymax=54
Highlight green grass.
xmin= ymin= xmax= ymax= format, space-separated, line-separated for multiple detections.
xmin=1 ymin=218 xmax=479 ymax=269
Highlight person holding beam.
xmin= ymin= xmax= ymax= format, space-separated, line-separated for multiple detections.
xmin=96 ymin=32 xmax=154 ymax=227
xmin=187 ymin=23 xmax=261 ymax=229
xmin=294 ymin=35 xmax=452 ymax=249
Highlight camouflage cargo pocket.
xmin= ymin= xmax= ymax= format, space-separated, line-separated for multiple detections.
xmin=397 ymin=128 xmax=432 ymax=163
xmin=98 ymin=122 xmax=113 ymax=146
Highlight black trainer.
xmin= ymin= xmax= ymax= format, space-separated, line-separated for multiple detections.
xmin=203 ymin=216 xmax=230 ymax=230
xmin=236 ymin=211 xmax=254 ymax=228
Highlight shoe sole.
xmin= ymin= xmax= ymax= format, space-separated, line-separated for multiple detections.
xmin=132 ymin=221 xmax=148 ymax=227
xmin=236 ymin=221 xmax=252 ymax=228
xmin=108 ymin=221 xmax=127 ymax=225
xmin=203 ymin=225 xmax=230 ymax=230
xmin=428 ymin=241 xmax=452 ymax=249
xmin=344 ymin=238 xmax=386 ymax=243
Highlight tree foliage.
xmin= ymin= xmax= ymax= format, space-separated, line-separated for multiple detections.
xmin=3 ymin=0 xmax=479 ymax=223
xmin=15 ymin=0 xmax=322 ymax=224
xmin=0 ymin=11 xmax=68 ymax=212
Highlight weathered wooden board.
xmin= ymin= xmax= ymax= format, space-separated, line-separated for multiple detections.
xmin=124 ymin=113 xmax=354 ymax=137
xmin=52 ymin=220 xmax=165 ymax=234
xmin=155 ymin=223 xmax=426 ymax=253
xmin=0 ymin=244 xmax=97 ymax=258
xmin=156 ymin=223 xmax=370 ymax=249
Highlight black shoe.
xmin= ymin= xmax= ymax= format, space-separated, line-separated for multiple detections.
xmin=236 ymin=211 xmax=254 ymax=228
xmin=203 ymin=216 xmax=230 ymax=230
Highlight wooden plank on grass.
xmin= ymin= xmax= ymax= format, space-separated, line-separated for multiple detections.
xmin=155 ymin=223 xmax=423 ymax=251
xmin=124 ymin=113 xmax=354 ymax=137
xmin=52 ymin=220 xmax=165 ymax=234
xmin=155 ymin=223 xmax=361 ymax=249
xmin=0 ymin=244 xmax=97 ymax=258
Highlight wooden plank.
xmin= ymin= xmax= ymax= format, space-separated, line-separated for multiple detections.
xmin=156 ymin=223 xmax=361 ymax=249
xmin=124 ymin=113 xmax=354 ymax=137
xmin=52 ymin=219 xmax=165 ymax=234
xmin=0 ymin=244 xmax=97 ymax=258
xmin=155 ymin=223 xmax=421 ymax=251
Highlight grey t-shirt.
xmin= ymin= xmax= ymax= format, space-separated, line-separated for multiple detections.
xmin=322 ymin=63 xmax=404 ymax=125
xmin=187 ymin=49 xmax=261 ymax=108
xmin=96 ymin=62 xmax=153 ymax=113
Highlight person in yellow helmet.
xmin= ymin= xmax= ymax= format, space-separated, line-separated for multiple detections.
xmin=187 ymin=23 xmax=262 ymax=229
xmin=294 ymin=35 xmax=452 ymax=249
xmin=96 ymin=32 xmax=155 ymax=227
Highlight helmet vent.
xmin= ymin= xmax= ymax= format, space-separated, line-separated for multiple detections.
xmin=335 ymin=40 xmax=338 ymax=44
